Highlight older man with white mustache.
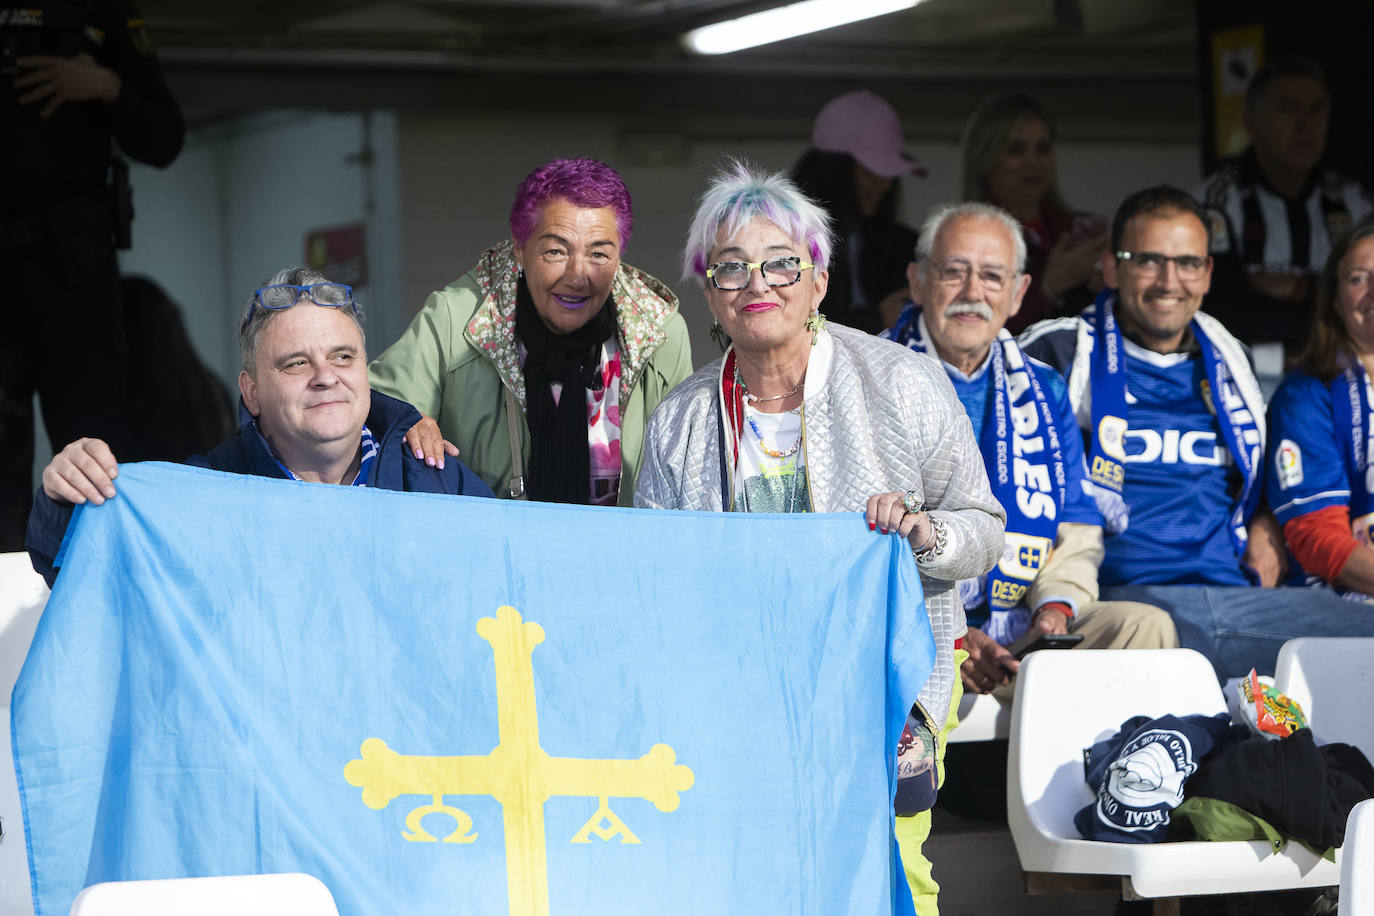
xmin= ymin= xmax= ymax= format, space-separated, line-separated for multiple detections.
xmin=884 ymin=202 xmax=1177 ymax=702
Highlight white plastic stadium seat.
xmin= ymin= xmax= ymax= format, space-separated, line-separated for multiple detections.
xmin=1341 ymin=799 xmax=1374 ymax=916
xmin=1274 ymin=637 xmax=1374 ymax=753
xmin=1 ymin=551 xmax=50 ymax=916
xmin=1008 ymin=648 xmax=1339 ymax=905
xmin=69 ymin=873 xmax=341 ymax=916
xmin=0 ymin=551 xmax=48 ymax=698
xmin=949 ymin=691 xmax=1010 ymax=742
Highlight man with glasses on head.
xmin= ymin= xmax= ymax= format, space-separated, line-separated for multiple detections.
xmin=26 ymin=267 xmax=493 ymax=585
xmin=1019 ymin=186 xmax=1374 ymax=680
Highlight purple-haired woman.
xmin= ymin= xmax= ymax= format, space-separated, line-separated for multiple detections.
xmin=369 ymin=157 xmax=691 ymax=506
xmin=633 ymin=160 xmax=1004 ymax=913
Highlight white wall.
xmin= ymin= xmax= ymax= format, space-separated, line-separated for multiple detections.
xmin=397 ymin=113 xmax=1202 ymax=366
xmin=119 ymin=111 xmax=1204 ymax=386
xmin=119 ymin=110 xmax=403 ymax=388
xmin=118 ymin=138 xmax=229 ymax=379
xmin=33 ymin=111 xmax=399 ymax=488
xmin=33 ymin=111 xmax=1201 ymax=489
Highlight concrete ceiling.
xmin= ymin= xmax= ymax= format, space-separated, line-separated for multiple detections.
xmin=138 ymin=0 xmax=1202 ymax=135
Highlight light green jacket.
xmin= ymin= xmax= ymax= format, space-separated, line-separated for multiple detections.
xmin=368 ymin=240 xmax=692 ymax=506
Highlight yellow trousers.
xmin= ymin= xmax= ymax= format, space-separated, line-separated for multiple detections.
xmin=894 ymin=647 xmax=967 ymax=916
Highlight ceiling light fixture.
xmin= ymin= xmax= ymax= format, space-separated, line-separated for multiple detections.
xmin=682 ymin=0 xmax=920 ymax=55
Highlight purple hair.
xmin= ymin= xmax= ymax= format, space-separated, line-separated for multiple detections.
xmin=509 ymin=157 xmax=634 ymax=251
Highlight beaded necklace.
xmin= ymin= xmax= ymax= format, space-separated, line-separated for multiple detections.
xmin=738 ymin=405 xmax=808 ymax=514
xmin=744 ymin=404 xmax=802 ymax=459
xmin=725 ymin=351 xmax=809 ymax=514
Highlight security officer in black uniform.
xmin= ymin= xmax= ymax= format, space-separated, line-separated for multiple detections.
xmin=1 ymin=0 xmax=183 ymax=549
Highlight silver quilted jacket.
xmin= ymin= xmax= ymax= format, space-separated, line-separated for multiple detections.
xmin=634 ymin=324 xmax=1006 ymax=730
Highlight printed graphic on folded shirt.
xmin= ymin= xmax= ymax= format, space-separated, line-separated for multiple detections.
xmin=1075 ymin=712 xmax=1241 ymax=843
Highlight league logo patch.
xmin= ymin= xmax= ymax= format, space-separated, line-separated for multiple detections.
xmin=1096 ymin=728 xmax=1196 ymax=833
xmin=1275 ymin=439 xmax=1303 ymax=489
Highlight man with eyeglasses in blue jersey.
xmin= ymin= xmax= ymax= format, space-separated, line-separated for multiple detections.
xmin=1019 ymin=186 xmax=1374 ymax=680
xmin=26 ymin=266 xmax=492 ymax=585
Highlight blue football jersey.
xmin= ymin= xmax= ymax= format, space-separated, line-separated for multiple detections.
xmin=1266 ymin=370 xmax=1351 ymax=526
xmin=1100 ymin=343 xmax=1249 ymax=587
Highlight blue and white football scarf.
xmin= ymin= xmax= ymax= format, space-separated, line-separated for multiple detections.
xmin=254 ymin=421 xmax=378 ymax=486
xmin=1087 ymin=289 xmax=1263 ymax=561
xmin=898 ymin=314 xmax=1066 ymax=641
xmin=1333 ymin=360 xmax=1374 ymax=540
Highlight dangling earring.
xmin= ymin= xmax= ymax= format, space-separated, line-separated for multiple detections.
xmin=805 ymin=309 xmax=827 ymax=344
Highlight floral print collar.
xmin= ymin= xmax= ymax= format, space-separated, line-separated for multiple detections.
xmin=463 ymin=239 xmax=680 ymax=410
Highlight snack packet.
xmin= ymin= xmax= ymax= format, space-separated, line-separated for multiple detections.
xmin=1226 ymin=669 xmax=1308 ymax=739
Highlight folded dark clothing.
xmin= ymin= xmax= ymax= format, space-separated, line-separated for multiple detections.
xmin=1184 ymin=728 xmax=1374 ymax=850
xmin=1074 ymin=713 xmax=1247 ymax=843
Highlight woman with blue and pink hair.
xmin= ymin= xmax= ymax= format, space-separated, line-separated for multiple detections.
xmin=369 ymin=156 xmax=691 ymax=506
xmin=634 ymin=160 xmax=1005 ymax=915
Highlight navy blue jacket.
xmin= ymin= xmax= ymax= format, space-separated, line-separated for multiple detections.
xmin=27 ymin=390 xmax=492 ymax=585
xmin=1073 ymin=713 xmax=1247 ymax=844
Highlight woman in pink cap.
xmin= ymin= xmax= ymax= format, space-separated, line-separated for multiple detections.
xmin=792 ymin=89 xmax=925 ymax=335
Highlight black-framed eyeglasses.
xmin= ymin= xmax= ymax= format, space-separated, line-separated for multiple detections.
xmin=924 ymin=258 xmax=1015 ymax=293
xmin=242 ymin=282 xmax=356 ymax=329
xmin=1115 ymin=251 xmax=1210 ymax=281
xmin=705 ymin=256 xmax=814 ymax=291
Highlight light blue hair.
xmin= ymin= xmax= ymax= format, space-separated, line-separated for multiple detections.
xmin=681 ymin=159 xmax=834 ymax=288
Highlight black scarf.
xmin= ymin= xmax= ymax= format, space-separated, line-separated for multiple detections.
xmin=514 ymin=276 xmax=617 ymax=504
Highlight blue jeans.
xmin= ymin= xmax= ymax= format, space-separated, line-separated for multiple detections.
xmin=1099 ymin=584 xmax=1374 ymax=679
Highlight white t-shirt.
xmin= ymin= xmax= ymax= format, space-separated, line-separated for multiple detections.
xmin=732 ymin=405 xmax=809 ymax=514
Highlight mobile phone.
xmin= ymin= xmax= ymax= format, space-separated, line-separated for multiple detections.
xmin=1011 ymin=632 xmax=1084 ymax=660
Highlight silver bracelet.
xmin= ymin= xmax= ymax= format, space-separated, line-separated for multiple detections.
xmin=912 ymin=516 xmax=948 ymax=565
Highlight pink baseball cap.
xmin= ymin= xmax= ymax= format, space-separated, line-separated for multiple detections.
xmin=811 ymin=90 xmax=927 ymax=179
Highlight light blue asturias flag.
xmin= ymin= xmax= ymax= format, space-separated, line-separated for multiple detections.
xmin=13 ymin=462 xmax=933 ymax=916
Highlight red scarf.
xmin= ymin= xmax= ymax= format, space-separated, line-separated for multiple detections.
xmin=720 ymin=349 xmax=746 ymax=469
